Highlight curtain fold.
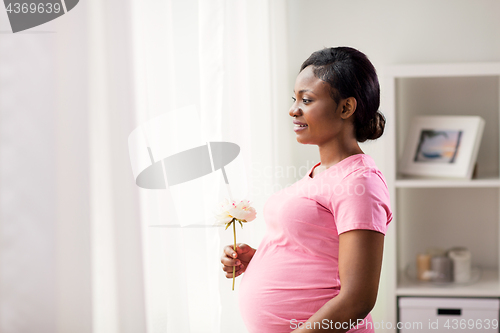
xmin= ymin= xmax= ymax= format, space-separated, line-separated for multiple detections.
xmin=87 ymin=0 xmax=147 ymax=332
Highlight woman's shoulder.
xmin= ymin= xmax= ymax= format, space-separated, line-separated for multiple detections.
xmin=339 ymin=154 xmax=388 ymax=187
xmin=339 ymin=154 xmax=379 ymax=175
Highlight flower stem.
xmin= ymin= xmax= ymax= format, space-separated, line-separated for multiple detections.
xmin=232 ymin=219 xmax=236 ymax=291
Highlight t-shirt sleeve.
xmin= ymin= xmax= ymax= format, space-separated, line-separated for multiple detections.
xmin=328 ymin=168 xmax=393 ymax=235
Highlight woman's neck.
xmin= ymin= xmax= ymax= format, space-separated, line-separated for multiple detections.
xmin=316 ymin=138 xmax=364 ymax=169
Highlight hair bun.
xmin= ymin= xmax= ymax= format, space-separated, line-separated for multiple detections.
xmin=356 ymin=111 xmax=386 ymax=142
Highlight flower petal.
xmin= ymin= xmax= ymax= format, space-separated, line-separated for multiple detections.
xmin=213 ymin=198 xmax=256 ymax=225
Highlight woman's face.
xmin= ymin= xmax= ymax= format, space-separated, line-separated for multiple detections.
xmin=289 ymin=65 xmax=346 ymax=146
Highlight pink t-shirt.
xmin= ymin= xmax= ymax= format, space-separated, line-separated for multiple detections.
xmin=239 ymin=154 xmax=393 ymax=333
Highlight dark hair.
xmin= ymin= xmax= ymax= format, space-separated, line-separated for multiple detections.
xmin=300 ymin=47 xmax=385 ymax=142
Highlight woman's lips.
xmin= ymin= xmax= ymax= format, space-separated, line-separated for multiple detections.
xmin=293 ymin=124 xmax=308 ymax=132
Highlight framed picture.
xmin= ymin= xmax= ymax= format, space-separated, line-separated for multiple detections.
xmin=399 ymin=116 xmax=485 ymax=179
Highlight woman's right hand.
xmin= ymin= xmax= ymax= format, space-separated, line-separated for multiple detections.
xmin=221 ymin=243 xmax=256 ymax=279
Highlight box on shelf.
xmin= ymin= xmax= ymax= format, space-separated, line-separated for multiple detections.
xmin=399 ymin=297 xmax=499 ymax=332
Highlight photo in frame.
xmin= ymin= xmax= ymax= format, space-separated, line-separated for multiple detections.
xmin=399 ymin=116 xmax=485 ymax=179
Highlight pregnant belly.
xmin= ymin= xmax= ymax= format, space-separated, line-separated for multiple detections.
xmin=238 ymin=248 xmax=340 ymax=333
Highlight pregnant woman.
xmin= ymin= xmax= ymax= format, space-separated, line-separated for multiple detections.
xmin=221 ymin=46 xmax=393 ymax=333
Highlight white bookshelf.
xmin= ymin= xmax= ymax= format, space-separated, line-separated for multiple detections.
xmin=383 ymin=62 xmax=500 ymax=324
xmin=395 ymin=178 xmax=500 ymax=189
xmin=397 ymin=268 xmax=500 ymax=297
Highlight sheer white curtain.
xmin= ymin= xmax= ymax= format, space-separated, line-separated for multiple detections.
xmin=129 ymin=1 xmax=290 ymax=332
xmin=0 ymin=0 xmax=289 ymax=332
xmin=0 ymin=0 xmax=147 ymax=331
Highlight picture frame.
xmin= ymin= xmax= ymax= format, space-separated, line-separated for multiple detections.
xmin=399 ymin=115 xmax=485 ymax=179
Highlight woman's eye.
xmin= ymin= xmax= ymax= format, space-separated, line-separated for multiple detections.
xmin=291 ymin=96 xmax=296 ymax=102
xmin=302 ymin=99 xmax=312 ymax=104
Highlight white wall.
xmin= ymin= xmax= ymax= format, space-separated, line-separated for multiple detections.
xmin=287 ymin=0 xmax=500 ymax=173
xmin=285 ymin=0 xmax=500 ymax=328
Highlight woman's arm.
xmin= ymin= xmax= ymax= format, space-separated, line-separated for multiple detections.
xmin=291 ymin=229 xmax=385 ymax=333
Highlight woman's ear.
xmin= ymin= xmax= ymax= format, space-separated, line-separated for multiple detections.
xmin=340 ymin=97 xmax=357 ymax=119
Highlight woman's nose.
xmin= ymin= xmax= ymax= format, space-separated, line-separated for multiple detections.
xmin=289 ymin=104 xmax=301 ymax=117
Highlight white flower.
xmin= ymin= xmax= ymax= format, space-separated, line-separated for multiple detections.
xmin=214 ymin=198 xmax=257 ymax=291
xmin=214 ymin=198 xmax=257 ymax=226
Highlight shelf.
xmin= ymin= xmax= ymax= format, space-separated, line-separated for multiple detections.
xmin=397 ymin=268 xmax=500 ymax=297
xmin=395 ymin=177 xmax=500 ymax=188
xmin=386 ymin=62 xmax=500 ymax=324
